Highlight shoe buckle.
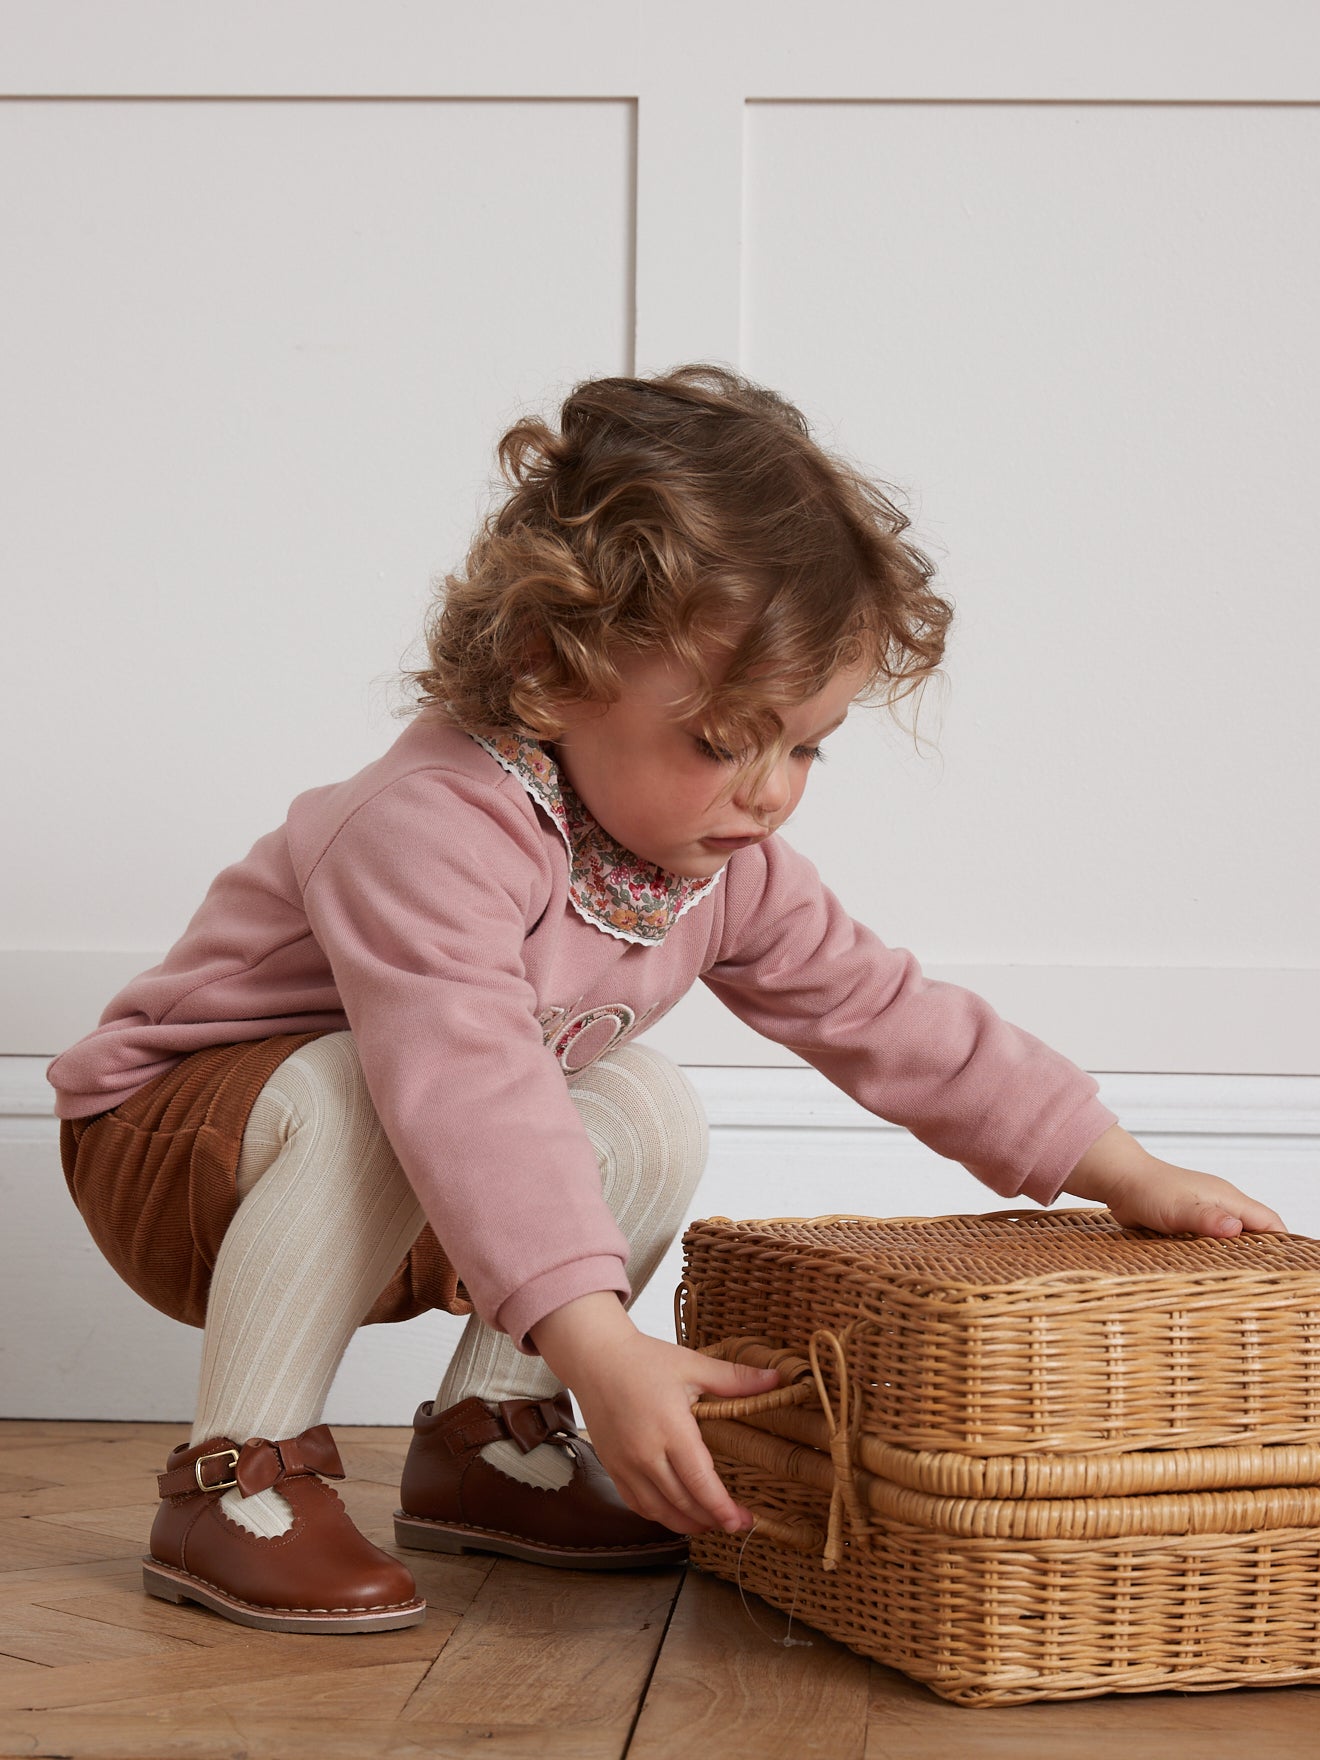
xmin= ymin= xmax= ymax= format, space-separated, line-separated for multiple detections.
xmin=194 ymin=1447 xmax=240 ymax=1492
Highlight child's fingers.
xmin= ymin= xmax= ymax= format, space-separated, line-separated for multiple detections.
xmin=1186 ymin=1195 xmax=1285 ymax=1239
xmin=639 ymin=1453 xmax=720 ymax=1532
xmin=1119 ymin=1168 xmax=1287 ymax=1241
xmin=1238 ymin=1197 xmax=1287 ymax=1233
xmin=614 ymin=1469 xmax=705 ymax=1536
xmin=1195 ymin=1205 xmax=1244 ymax=1239
xmin=597 ymin=1397 xmax=748 ymax=1534
xmin=687 ymin=1356 xmax=781 ymax=1402
xmin=616 ymin=1447 xmax=738 ymax=1536
xmin=666 ymin=1429 xmax=751 ymax=1533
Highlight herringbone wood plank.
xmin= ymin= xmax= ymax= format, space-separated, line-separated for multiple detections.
xmin=0 ymin=1421 xmax=684 ymax=1760
xmin=397 ymin=1558 xmax=682 ymax=1756
xmin=6 ymin=1421 xmax=1320 ymax=1759
xmin=0 ymin=1472 xmax=57 ymax=1496
xmin=628 ymin=1567 xmax=869 ymax=1759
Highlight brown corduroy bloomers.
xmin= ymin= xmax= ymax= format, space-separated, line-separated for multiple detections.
xmin=59 ymin=1034 xmax=470 ymax=1329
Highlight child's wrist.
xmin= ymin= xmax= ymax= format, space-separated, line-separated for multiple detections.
xmin=1060 ymin=1122 xmax=1153 ymax=1206
xmin=530 ymin=1290 xmax=636 ymax=1383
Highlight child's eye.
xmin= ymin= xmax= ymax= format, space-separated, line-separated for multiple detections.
xmin=693 ymin=737 xmax=739 ymax=764
xmin=693 ymin=736 xmax=826 ymax=765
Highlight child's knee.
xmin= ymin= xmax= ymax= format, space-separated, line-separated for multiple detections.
xmin=237 ymin=1031 xmax=390 ymax=1194
xmin=572 ymin=1039 xmax=702 ymax=1116
xmin=568 ymin=1040 xmax=708 ymax=1195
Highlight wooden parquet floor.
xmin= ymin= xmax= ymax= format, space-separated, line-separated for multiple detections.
xmin=2 ymin=1422 xmax=1319 ymax=1759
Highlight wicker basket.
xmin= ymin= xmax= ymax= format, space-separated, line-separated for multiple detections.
xmin=679 ymin=1209 xmax=1320 ymax=1705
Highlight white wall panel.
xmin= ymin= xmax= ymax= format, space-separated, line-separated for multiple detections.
xmin=1 ymin=97 xmax=632 ymax=947
xmin=4 ymin=2 xmax=1318 ymax=103
xmin=743 ymin=101 xmax=1318 ymax=974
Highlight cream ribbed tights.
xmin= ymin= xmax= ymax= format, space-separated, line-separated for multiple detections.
xmin=190 ymin=1032 xmax=707 ymax=1535
xmin=434 ymin=1041 xmax=708 ymax=1489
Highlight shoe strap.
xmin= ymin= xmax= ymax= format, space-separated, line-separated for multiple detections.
xmin=433 ymin=1392 xmax=580 ymax=1459
xmin=157 ymin=1424 xmax=345 ymax=1499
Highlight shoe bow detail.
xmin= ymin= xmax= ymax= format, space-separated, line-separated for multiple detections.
xmin=156 ymin=1423 xmax=345 ymax=1499
xmin=235 ymin=1425 xmax=346 ymax=1495
xmin=497 ymin=1393 xmax=579 ymax=1456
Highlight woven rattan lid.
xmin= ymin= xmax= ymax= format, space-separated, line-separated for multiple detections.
xmin=682 ymin=1208 xmax=1320 ymax=1458
xmin=685 ymin=1207 xmax=1320 ymax=1292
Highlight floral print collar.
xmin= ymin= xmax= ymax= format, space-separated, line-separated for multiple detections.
xmin=468 ymin=729 xmax=722 ymax=947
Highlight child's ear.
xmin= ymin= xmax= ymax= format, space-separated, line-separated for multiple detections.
xmin=550 ymin=695 xmax=608 ymax=736
xmin=515 ymin=632 xmax=552 ymax=678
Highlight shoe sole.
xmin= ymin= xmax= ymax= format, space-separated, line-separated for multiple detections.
xmin=392 ymin=1511 xmax=688 ymax=1571
xmin=141 ymin=1558 xmax=427 ymax=1634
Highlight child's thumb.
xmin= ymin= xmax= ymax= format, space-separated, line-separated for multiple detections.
xmin=693 ymin=1358 xmax=781 ymax=1400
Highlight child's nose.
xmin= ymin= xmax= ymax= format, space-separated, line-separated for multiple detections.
xmin=734 ymin=758 xmax=793 ymax=822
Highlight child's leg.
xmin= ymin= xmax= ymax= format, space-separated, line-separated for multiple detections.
xmin=191 ymin=1030 xmax=426 ymax=1536
xmin=433 ymin=1041 xmax=708 ymax=1490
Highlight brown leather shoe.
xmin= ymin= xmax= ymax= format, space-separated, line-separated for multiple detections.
xmin=394 ymin=1393 xmax=688 ymax=1570
xmin=143 ymin=1425 xmax=426 ymax=1633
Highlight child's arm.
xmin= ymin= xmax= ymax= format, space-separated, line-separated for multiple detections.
xmin=1056 ymin=1121 xmax=1285 ymax=1236
xmin=705 ymin=840 xmax=1290 ymax=1238
xmin=532 ymin=1292 xmax=779 ymax=1535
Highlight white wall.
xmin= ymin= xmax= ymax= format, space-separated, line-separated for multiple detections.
xmin=1 ymin=1 xmax=1316 ymax=1418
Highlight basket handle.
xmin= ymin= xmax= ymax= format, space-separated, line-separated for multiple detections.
xmin=691 ymin=1381 xmax=816 ymax=1420
xmin=733 ymin=1511 xmax=823 ymax=1553
xmin=690 ymin=1330 xmax=861 ymax=1572
xmin=690 ymin=1336 xmax=817 ymax=1420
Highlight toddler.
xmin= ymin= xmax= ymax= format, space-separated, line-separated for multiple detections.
xmin=49 ymin=363 xmax=1283 ymax=1635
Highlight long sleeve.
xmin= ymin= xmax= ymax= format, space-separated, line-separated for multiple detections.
xmin=703 ymin=837 xmax=1118 ymax=1203
xmin=299 ymin=766 xmax=631 ymax=1347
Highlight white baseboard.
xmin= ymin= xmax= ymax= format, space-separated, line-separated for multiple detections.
xmin=3 ymin=1057 xmax=1316 ymax=1424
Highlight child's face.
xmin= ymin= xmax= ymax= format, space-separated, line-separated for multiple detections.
xmin=550 ymin=648 xmax=868 ymax=878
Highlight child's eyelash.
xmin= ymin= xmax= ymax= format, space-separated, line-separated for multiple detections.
xmin=693 ymin=737 xmax=826 ymax=765
xmin=693 ymin=738 xmax=738 ymax=763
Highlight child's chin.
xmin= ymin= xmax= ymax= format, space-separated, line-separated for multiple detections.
xmin=663 ymin=851 xmax=730 ymax=880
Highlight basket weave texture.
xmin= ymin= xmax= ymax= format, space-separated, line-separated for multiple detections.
xmin=679 ymin=1208 xmax=1320 ymax=1705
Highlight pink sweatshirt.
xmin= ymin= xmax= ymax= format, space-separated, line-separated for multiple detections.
xmin=48 ymin=715 xmax=1118 ymax=1348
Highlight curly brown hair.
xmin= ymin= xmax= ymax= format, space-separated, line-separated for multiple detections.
xmin=403 ymin=363 xmax=952 ymax=771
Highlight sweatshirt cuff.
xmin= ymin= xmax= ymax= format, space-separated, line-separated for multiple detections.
xmin=495 ymin=1255 xmax=632 ymax=1356
xmin=1014 ymin=1093 xmax=1121 ymax=1207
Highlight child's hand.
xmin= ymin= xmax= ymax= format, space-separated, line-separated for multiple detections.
xmin=1062 ymin=1123 xmax=1285 ymax=1238
xmin=530 ymin=1292 xmax=780 ymax=1535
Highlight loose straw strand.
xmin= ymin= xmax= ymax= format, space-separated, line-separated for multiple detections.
xmin=735 ymin=1521 xmax=812 ymax=1649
